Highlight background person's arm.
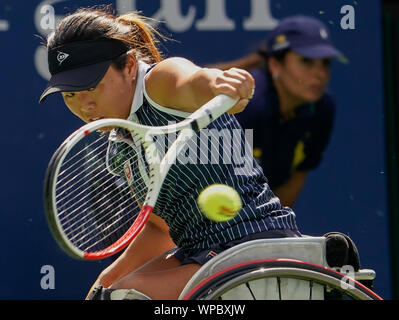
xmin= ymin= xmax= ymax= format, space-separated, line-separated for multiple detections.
xmin=206 ymin=52 xmax=265 ymax=71
xmin=272 ymin=170 xmax=308 ymax=208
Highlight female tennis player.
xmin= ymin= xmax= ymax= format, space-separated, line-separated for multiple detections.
xmin=39 ymin=7 xmax=301 ymax=300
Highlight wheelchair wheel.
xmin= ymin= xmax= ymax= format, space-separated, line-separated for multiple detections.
xmin=181 ymin=259 xmax=382 ymax=300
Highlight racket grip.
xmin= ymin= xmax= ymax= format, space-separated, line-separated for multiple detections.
xmin=189 ymin=94 xmax=238 ymax=131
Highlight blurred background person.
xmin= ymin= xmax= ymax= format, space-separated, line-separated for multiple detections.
xmin=209 ymin=15 xmax=346 ymax=207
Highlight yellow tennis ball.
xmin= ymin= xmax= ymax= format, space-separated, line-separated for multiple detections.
xmin=197 ymin=184 xmax=242 ymax=222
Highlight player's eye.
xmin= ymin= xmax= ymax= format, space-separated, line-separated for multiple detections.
xmin=87 ymin=87 xmax=96 ymax=92
xmin=301 ymin=57 xmax=313 ymax=66
xmin=64 ymin=92 xmax=75 ymax=98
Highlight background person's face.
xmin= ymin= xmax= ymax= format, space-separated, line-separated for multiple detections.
xmin=271 ymin=51 xmax=332 ymax=103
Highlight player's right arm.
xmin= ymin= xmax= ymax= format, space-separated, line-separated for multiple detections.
xmin=85 ymin=213 xmax=175 ymax=299
xmin=144 ymin=57 xmax=255 ymax=115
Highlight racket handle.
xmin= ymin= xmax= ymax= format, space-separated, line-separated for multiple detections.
xmin=188 ymin=94 xmax=238 ymax=131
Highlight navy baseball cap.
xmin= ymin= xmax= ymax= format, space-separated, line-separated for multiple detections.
xmin=266 ymin=15 xmax=346 ymax=62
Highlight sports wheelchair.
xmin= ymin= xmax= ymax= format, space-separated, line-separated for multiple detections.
xmin=178 ymin=236 xmax=382 ymax=300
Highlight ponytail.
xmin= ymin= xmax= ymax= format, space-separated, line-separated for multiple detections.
xmin=116 ymin=12 xmax=164 ymax=63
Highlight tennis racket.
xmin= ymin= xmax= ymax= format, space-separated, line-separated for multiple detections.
xmin=43 ymin=94 xmax=238 ymax=260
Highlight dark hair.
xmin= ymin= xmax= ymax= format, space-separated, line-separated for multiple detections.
xmin=260 ymin=48 xmax=291 ymax=83
xmin=47 ymin=7 xmax=165 ymax=69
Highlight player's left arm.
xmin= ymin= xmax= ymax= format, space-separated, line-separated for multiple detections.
xmin=85 ymin=213 xmax=175 ymax=299
xmin=144 ymin=57 xmax=255 ymax=114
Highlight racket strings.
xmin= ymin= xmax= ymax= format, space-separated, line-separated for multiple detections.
xmin=55 ymin=127 xmax=151 ymax=252
xmin=60 ymin=177 xmax=134 ymax=234
xmin=60 ymin=175 xmax=149 ymax=242
xmin=68 ymin=192 xmax=139 ymax=250
xmin=57 ymin=134 xmax=106 ymax=186
xmin=57 ymin=152 xmax=148 ymax=221
xmin=56 ymin=156 xmax=109 ymax=210
xmin=55 ymin=131 xmax=148 ymax=209
xmin=73 ymin=198 xmax=143 ymax=252
xmin=56 ymin=128 xmax=144 ymax=198
xmin=56 ymin=137 xmax=124 ymax=216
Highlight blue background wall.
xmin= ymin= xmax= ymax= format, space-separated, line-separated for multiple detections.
xmin=0 ymin=0 xmax=391 ymax=299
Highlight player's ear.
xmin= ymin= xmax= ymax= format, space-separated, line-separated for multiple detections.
xmin=268 ymin=56 xmax=282 ymax=79
xmin=124 ymin=53 xmax=138 ymax=82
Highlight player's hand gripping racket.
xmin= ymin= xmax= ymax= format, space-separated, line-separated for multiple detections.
xmin=43 ymin=94 xmax=238 ymax=260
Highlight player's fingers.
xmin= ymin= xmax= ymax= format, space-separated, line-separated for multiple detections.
xmin=215 ymin=74 xmax=253 ymax=100
xmin=211 ymin=78 xmax=251 ymax=114
xmin=213 ymin=81 xmax=241 ymax=98
xmin=225 ymin=68 xmax=255 ymax=92
xmin=221 ymin=69 xmax=255 ymax=100
xmin=227 ymin=98 xmax=250 ymax=114
xmin=222 ymin=68 xmax=247 ymax=82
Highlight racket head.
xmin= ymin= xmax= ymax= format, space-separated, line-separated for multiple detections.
xmin=44 ymin=95 xmax=238 ymax=260
xmin=43 ymin=119 xmax=159 ymax=260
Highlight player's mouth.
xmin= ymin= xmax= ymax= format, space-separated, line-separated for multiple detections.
xmin=88 ymin=116 xmax=104 ymax=122
xmin=309 ymin=84 xmax=325 ymax=94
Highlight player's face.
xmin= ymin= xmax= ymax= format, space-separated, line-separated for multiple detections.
xmin=275 ymin=51 xmax=331 ymax=103
xmin=61 ymin=63 xmax=136 ymax=123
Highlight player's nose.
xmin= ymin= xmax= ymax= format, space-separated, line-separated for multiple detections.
xmin=77 ymin=92 xmax=96 ymax=112
xmin=313 ymin=61 xmax=330 ymax=81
